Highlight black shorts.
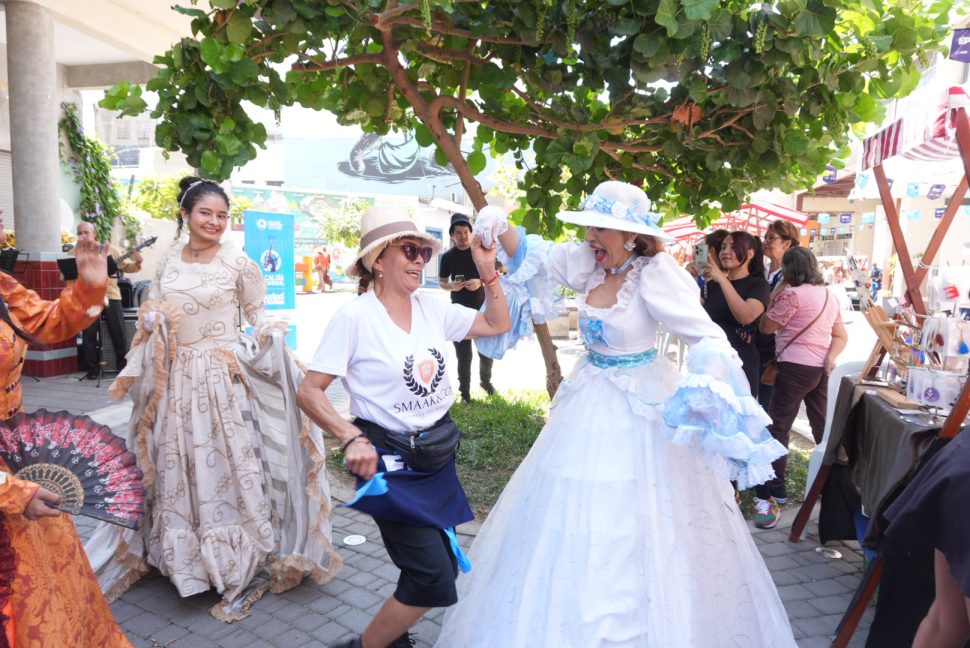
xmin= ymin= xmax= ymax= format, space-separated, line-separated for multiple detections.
xmin=375 ymin=518 xmax=458 ymax=608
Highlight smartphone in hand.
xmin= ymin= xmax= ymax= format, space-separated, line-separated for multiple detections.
xmin=694 ymin=243 xmax=709 ymax=274
xmin=453 ymin=274 xmax=465 ymax=283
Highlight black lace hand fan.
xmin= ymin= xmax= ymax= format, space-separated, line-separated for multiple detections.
xmin=0 ymin=409 xmax=145 ymax=528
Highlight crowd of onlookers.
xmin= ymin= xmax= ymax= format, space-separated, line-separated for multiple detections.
xmin=684 ymin=223 xmax=848 ymax=529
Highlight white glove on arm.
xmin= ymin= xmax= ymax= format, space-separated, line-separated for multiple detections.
xmin=142 ymin=311 xmax=165 ymax=333
xmin=473 ymin=205 xmax=510 ymax=250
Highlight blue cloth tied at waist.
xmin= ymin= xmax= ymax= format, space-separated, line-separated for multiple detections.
xmin=587 ymin=347 xmax=658 ymax=369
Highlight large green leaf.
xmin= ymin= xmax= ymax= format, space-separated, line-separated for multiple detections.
xmin=793 ymin=1 xmax=837 ymax=36
xmin=655 ymin=0 xmax=679 ymax=37
xmin=467 ymin=150 xmax=487 ymax=175
xmin=682 ymin=0 xmax=718 ymax=21
xmin=227 ymin=11 xmax=253 ymax=44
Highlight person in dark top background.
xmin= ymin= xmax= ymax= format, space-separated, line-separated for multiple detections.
xmin=702 ymin=231 xmax=771 ymax=396
xmin=440 ymin=213 xmax=495 ymax=402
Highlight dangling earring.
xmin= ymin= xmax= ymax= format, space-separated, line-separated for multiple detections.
xmin=623 ymin=238 xmax=636 ymax=252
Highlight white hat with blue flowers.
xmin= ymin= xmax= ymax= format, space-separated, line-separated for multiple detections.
xmin=557 ymin=181 xmax=674 ymax=243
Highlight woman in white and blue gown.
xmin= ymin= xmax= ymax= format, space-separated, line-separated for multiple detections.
xmin=435 ymin=181 xmax=797 ymax=647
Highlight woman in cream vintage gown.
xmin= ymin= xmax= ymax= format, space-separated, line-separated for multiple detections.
xmin=86 ymin=178 xmax=341 ymax=621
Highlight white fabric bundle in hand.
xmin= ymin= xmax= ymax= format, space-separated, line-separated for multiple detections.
xmin=473 ymin=206 xmax=510 ymax=249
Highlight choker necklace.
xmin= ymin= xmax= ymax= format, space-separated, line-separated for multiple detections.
xmin=608 ymin=253 xmax=638 ymax=276
xmin=188 ymin=241 xmax=218 ymax=258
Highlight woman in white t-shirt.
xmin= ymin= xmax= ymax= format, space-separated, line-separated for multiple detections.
xmin=296 ymin=206 xmax=510 ymax=648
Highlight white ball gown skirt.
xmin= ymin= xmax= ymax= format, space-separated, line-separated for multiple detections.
xmin=435 ymin=356 xmax=797 ymax=647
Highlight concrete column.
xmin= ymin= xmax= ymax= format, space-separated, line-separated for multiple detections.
xmin=6 ymin=1 xmax=62 ymax=255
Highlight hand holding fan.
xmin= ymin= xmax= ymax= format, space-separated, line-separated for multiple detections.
xmin=0 ymin=409 xmax=145 ymax=528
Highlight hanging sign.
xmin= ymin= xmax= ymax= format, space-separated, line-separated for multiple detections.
xmin=950 ymin=28 xmax=970 ymax=64
xmin=822 ymin=165 xmax=838 ymax=184
xmin=817 ymin=213 xmax=831 ymax=224
xmin=935 ymin=208 xmax=946 ymax=219
xmin=927 ymin=184 xmax=945 ymax=200
xmin=839 ymin=213 xmax=853 ymax=224
xmin=244 ymin=210 xmax=296 ymax=310
xmin=906 ymin=182 xmax=920 ymax=198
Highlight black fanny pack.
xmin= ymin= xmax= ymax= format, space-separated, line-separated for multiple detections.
xmin=353 ymin=413 xmax=461 ymax=473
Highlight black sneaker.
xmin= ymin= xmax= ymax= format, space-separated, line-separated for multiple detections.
xmin=388 ymin=632 xmax=416 ymax=648
xmin=330 ymin=638 xmax=362 ymax=648
xmin=460 ymin=392 xmax=472 ymax=403
xmin=481 ymin=383 xmax=496 ymax=395
xmin=770 ymin=486 xmax=788 ymax=505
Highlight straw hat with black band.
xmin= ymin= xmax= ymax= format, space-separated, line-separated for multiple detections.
xmin=347 ymin=206 xmax=442 ymax=279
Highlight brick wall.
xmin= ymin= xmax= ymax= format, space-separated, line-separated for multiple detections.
xmin=18 ymin=259 xmax=79 ymax=378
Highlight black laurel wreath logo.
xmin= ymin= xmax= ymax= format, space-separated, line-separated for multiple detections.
xmin=403 ymin=348 xmax=446 ymax=397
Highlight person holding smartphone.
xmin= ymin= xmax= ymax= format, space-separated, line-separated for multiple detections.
xmin=440 ymin=213 xmax=496 ymax=402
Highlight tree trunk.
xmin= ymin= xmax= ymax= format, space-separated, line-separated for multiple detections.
xmin=378 ymin=31 xmax=563 ymax=398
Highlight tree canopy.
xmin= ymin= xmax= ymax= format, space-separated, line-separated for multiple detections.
xmin=102 ymin=0 xmax=952 ymax=233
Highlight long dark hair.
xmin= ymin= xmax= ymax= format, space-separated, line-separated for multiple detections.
xmin=726 ymin=231 xmax=765 ymax=276
xmin=175 ymin=177 xmax=230 ymax=239
xmin=782 ymin=247 xmax=824 ymax=287
xmin=0 ymin=294 xmax=45 ymax=348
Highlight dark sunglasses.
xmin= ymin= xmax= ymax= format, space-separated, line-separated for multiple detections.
xmin=389 ymin=241 xmax=433 ymax=263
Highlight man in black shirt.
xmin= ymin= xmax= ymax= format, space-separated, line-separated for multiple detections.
xmin=440 ymin=213 xmax=495 ymax=402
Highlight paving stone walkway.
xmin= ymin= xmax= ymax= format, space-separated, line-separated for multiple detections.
xmin=27 ymin=356 xmax=875 ymax=647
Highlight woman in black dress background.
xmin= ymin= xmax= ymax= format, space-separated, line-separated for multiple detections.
xmin=702 ymin=231 xmax=770 ymax=395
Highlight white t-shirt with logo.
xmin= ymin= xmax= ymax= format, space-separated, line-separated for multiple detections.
xmin=309 ymin=290 xmax=477 ymax=432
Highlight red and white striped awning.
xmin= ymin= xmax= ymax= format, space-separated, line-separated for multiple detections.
xmin=861 ymin=85 xmax=970 ymax=171
xmin=661 ymin=200 xmax=806 ymax=241
xmin=732 ymin=202 xmax=809 ymax=227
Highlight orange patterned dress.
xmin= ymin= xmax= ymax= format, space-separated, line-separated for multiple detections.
xmin=0 ymin=272 xmax=131 ymax=648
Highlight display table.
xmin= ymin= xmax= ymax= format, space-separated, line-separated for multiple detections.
xmin=818 ymin=376 xmax=943 ymax=541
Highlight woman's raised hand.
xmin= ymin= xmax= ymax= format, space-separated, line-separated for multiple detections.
xmin=74 ymin=237 xmax=109 ymax=287
xmin=704 ymin=259 xmax=726 ymax=284
xmin=470 ymin=232 xmax=498 ymax=280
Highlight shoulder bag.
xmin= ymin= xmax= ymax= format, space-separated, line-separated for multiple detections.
xmin=760 ymin=290 xmax=829 ymax=386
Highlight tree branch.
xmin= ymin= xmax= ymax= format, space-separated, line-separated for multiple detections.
xmin=290 ymin=53 xmax=384 ymax=72
xmin=512 ymin=88 xmax=671 ymax=131
xmin=697 ymin=109 xmax=752 ymax=139
xmin=391 ymin=16 xmax=542 ymax=45
xmin=454 ymin=43 xmax=476 ymax=148
xmin=600 ymin=141 xmax=664 ymax=153
xmin=428 ymin=95 xmax=561 ymax=140
xmin=602 ymin=148 xmax=676 ymax=179
xmin=415 ymin=43 xmax=488 ymax=66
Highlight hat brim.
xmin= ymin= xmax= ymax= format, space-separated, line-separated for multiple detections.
xmin=557 ymin=209 xmax=676 ymax=243
xmin=346 ymin=230 xmax=442 ymax=279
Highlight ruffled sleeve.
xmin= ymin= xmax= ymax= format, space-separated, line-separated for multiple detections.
xmin=477 ymin=227 xmax=594 ymax=359
xmin=0 ymin=272 xmax=106 ymax=344
xmin=640 ymin=253 xmax=786 ymax=489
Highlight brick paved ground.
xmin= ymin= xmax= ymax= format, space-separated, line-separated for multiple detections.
xmin=26 ymin=339 xmax=876 ymax=647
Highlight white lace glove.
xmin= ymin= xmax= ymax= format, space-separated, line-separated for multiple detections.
xmin=473 ymin=205 xmax=510 ymax=250
xmin=142 ymin=311 xmax=165 ymax=333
